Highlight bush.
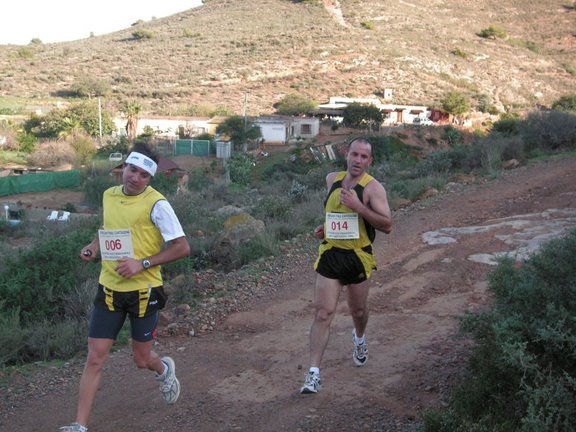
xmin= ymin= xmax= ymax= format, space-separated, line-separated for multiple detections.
xmin=552 ymin=94 xmax=576 ymax=112
xmin=151 ymin=172 xmax=179 ymax=196
xmin=83 ymin=173 xmax=117 ymax=208
xmin=423 ymin=229 xmax=576 ymax=432
xmin=478 ymin=24 xmax=507 ymax=39
xmin=132 ymin=29 xmax=154 ymax=40
xmin=29 ymin=141 xmax=80 ymax=167
xmin=0 ymin=224 xmax=99 ymax=324
xmin=520 ymin=110 xmax=576 ymax=153
xmin=227 ymin=152 xmax=256 ymax=186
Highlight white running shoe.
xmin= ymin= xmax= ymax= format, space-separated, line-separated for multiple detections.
xmin=300 ymin=371 xmax=321 ymax=394
xmin=352 ymin=329 xmax=368 ymax=367
xmin=157 ymin=356 xmax=181 ymax=404
xmin=59 ymin=423 xmax=87 ymax=432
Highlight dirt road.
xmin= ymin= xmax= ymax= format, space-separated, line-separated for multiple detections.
xmin=2 ymin=155 xmax=576 ymax=431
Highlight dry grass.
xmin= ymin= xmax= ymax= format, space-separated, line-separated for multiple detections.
xmin=0 ymin=0 xmax=574 ymax=116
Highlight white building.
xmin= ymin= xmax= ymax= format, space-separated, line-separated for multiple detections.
xmin=315 ymin=96 xmax=431 ymax=125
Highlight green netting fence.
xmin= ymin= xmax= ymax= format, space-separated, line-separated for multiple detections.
xmin=175 ymin=139 xmax=211 ymax=156
xmin=0 ymin=170 xmax=80 ymax=196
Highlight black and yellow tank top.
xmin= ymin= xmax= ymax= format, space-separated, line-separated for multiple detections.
xmin=323 ymin=171 xmax=376 ymax=250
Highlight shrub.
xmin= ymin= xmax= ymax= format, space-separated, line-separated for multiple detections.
xmin=227 ymin=152 xmax=256 ymax=186
xmin=520 ymin=110 xmax=576 ymax=153
xmin=491 ymin=113 xmax=521 ymax=137
xmin=451 ymin=48 xmax=468 ymax=59
xmin=253 ymin=195 xmax=293 ymax=222
xmin=132 ymin=29 xmax=154 ymax=40
xmin=442 ymin=126 xmax=464 ymax=147
xmin=237 ymin=233 xmax=279 ymax=266
xmin=151 ymin=171 xmax=179 ymax=196
xmin=552 ymin=94 xmax=576 ymax=112
xmin=83 ymin=173 xmax=117 ymax=208
xmin=0 ymin=226 xmax=99 ymax=324
xmin=478 ymin=24 xmax=507 ymax=39
xmin=29 ymin=141 xmax=79 ymax=167
xmin=423 ymin=228 xmax=576 ymax=431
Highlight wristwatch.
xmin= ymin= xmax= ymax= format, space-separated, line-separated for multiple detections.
xmin=142 ymin=258 xmax=151 ymax=269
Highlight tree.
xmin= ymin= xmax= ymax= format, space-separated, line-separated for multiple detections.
xmin=441 ymin=91 xmax=470 ymax=122
xmin=123 ymin=100 xmax=142 ymax=141
xmin=273 ymin=94 xmax=317 ymax=116
xmin=216 ymin=116 xmax=262 ymax=151
xmin=342 ymin=103 xmax=383 ymax=130
xmin=552 ymin=94 xmax=576 ymax=112
xmin=71 ymin=76 xmax=110 ymax=98
xmin=23 ymin=101 xmax=115 ymax=138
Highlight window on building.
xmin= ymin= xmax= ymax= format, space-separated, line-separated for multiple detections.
xmin=301 ymin=124 xmax=312 ymax=134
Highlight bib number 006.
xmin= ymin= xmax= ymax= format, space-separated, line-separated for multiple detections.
xmin=98 ymin=229 xmax=135 ymax=260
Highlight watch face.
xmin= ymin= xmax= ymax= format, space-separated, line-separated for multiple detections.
xmin=143 ymin=259 xmax=151 ymax=269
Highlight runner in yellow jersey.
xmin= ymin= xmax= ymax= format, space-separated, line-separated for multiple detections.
xmin=61 ymin=142 xmax=190 ymax=432
xmin=301 ymin=138 xmax=392 ymax=394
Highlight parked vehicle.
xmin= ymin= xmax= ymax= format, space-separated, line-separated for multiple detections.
xmin=413 ymin=117 xmax=434 ymax=126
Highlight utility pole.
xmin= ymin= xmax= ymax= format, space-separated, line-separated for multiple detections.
xmin=242 ymin=93 xmax=248 ymax=151
xmin=98 ymin=96 xmax=103 ymax=145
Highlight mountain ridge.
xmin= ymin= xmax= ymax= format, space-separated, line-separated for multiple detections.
xmin=0 ymin=0 xmax=574 ymax=116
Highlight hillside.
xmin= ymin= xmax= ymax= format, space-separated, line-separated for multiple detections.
xmin=0 ymin=0 xmax=575 ymax=116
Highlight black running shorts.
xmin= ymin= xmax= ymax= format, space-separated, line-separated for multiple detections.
xmin=315 ymin=247 xmax=370 ymax=285
xmin=88 ymin=284 xmax=167 ymax=342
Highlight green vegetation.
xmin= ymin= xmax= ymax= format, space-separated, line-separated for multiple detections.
xmin=552 ymin=94 xmax=576 ymax=112
xmin=274 ymin=94 xmax=317 ymax=116
xmin=132 ymin=29 xmax=154 ymax=40
xmin=215 ymin=115 xmax=262 ymax=151
xmin=422 ymin=228 xmax=576 ymax=431
xmin=360 ymin=21 xmax=374 ymax=30
xmin=22 ymin=100 xmax=115 ymax=138
xmin=0 ymin=104 xmax=575 ymax=375
xmin=441 ymin=91 xmax=471 ymax=119
xmin=450 ymin=48 xmax=468 ymax=59
xmin=478 ymin=24 xmax=507 ymax=39
xmin=342 ymin=103 xmax=384 ymax=130
xmin=70 ymin=76 xmax=111 ymax=98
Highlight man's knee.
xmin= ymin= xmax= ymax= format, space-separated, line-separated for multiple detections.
xmin=314 ymin=306 xmax=335 ymax=323
xmin=132 ymin=350 xmax=151 ymax=369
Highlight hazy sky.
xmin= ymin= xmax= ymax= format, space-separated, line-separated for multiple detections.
xmin=1 ymin=1 xmax=203 ymax=45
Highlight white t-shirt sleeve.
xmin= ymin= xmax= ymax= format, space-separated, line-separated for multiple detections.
xmin=151 ymin=200 xmax=186 ymax=242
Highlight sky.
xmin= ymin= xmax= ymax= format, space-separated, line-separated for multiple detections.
xmin=1 ymin=0 xmax=203 ymax=45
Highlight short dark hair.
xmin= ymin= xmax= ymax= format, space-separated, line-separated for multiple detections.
xmin=130 ymin=141 xmax=160 ymax=164
xmin=348 ymin=137 xmax=372 ymax=153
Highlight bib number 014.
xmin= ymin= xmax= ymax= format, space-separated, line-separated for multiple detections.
xmin=325 ymin=213 xmax=360 ymax=239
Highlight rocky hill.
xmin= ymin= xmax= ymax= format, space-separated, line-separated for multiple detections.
xmin=0 ymin=0 xmax=574 ymax=116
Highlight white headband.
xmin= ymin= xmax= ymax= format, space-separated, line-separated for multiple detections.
xmin=125 ymin=152 xmax=158 ymax=176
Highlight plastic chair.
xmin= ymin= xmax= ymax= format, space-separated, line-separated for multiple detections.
xmin=58 ymin=211 xmax=70 ymax=221
xmin=47 ymin=210 xmax=59 ymax=221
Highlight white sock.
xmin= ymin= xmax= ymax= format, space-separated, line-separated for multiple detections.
xmin=309 ymin=367 xmax=320 ymax=375
xmin=355 ymin=332 xmax=365 ymax=345
xmin=157 ymin=361 xmax=168 ymax=379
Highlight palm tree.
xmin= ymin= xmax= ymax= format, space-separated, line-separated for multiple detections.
xmin=124 ymin=100 xmax=142 ymax=141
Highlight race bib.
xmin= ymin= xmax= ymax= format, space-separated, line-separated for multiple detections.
xmin=98 ymin=229 xmax=135 ymax=261
xmin=325 ymin=212 xmax=359 ymax=239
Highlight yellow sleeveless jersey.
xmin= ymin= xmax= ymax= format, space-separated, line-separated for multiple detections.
xmin=314 ymin=171 xmax=377 ymax=278
xmin=99 ymin=186 xmax=165 ymax=292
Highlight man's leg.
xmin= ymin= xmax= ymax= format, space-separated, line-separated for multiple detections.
xmin=75 ymin=337 xmax=114 ymax=427
xmin=347 ymin=281 xmax=370 ymax=338
xmin=308 ymin=274 xmax=342 ymax=367
xmin=131 ymin=314 xmax=180 ymax=405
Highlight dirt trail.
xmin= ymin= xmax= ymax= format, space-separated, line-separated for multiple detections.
xmin=1 ymin=156 xmax=576 ymax=432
